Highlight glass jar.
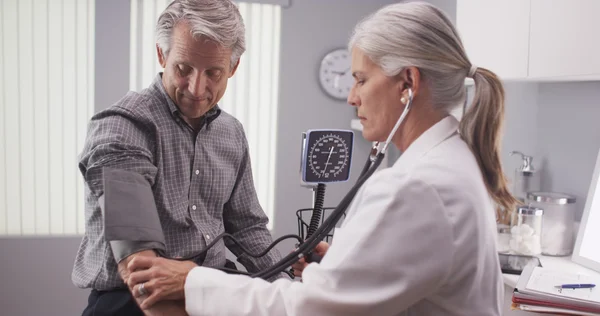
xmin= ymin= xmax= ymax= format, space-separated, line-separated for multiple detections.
xmin=497 ymin=224 xmax=511 ymax=253
xmin=527 ymin=192 xmax=577 ymax=256
xmin=509 ymin=205 xmax=544 ymax=256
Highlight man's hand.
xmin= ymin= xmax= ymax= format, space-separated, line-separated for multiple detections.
xmin=126 ymin=257 xmax=198 ymax=310
xmin=290 ymin=241 xmax=330 ymax=278
xmin=118 ymin=249 xmax=157 ymax=284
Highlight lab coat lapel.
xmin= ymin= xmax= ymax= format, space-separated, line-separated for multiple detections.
xmin=393 ymin=116 xmax=459 ymax=171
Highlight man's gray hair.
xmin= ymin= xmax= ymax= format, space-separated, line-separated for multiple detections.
xmin=156 ymin=0 xmax=246 ymax=67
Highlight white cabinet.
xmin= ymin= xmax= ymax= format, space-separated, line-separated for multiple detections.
xmin=456 ymin=0 xmax=531 ymax=80
xmin=456 ymin=0 xmax=600 ymax=81
xmin=528 ymin=0 xmax=600 ymax=79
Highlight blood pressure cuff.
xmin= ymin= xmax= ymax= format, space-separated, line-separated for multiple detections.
xmin=101 ymin=167 xmax=166 ymax=263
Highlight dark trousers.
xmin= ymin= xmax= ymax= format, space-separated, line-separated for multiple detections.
xmin=82 ymin=288 xmax=143 ymax=316
xmin=82 ymin=259 xmax=238 ymax=315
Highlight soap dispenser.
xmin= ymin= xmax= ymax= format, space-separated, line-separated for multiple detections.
xmin=510 ymin=151 xmax=541 ymax=203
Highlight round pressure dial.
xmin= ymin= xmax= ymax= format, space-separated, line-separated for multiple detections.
xmin=302 ymin=130 xmax=354 ymax=183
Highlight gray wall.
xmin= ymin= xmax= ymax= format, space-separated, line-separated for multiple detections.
xmin=497 ymin=82 xmax=600 ymax=221
xmin=534 ymin=82 xmax=600 ymax=219
xmin=500 ymin=82 xmax=540 ymax=183
xmin=0 ymin=237 xmax=88 ymax=315
xmin=498 ymin=82 xmax=600 ymax=220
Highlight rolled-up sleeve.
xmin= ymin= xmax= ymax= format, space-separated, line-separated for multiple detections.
xmin=80 ymin=108 xmax=164 ymax=261
xmin=80 ymin=109 xmax=158 ymax=198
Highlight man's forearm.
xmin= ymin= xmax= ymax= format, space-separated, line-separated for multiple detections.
xmin=118 ymin=250 xmax=187 ymax=316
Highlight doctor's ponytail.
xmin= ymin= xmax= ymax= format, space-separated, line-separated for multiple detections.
xmin=349 ymin=1 xmax=519 ymax=224
xmin=459 ymin=68 xmax=520 ymax=224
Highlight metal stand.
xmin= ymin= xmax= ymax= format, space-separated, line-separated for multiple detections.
xmin=296 ymin=207 xmax=342 ymax=244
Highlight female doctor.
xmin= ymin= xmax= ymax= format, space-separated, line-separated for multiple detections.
xmin=126 ymin=2 xmax=518 ymax=315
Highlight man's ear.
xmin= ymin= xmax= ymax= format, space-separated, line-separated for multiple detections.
xmin=157 ymin=45 xmax=167 ymax=68
xmin=229 ymin=58 xmax=241 ymax=78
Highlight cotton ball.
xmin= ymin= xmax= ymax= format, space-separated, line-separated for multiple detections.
xmin=511 ymin=225 xmax=521 ymax=235
xmin=509 ymin=223 xmax=542 ymax=255
xmin=520 ymin=224 xmax=534 ymax=236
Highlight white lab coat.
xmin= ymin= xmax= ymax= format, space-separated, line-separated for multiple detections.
xmin=184 ymin=116 xmax=504 ymax=316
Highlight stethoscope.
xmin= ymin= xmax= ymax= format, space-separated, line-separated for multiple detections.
xmin=199 ymin=88 xmax=414 ymax=280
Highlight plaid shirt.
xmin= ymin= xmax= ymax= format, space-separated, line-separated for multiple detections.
xmin=72 ymin=74 xmax=284 ymax=290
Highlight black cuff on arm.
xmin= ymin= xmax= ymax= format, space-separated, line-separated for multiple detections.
xmin=101 ymin=167 xmax=166 ymax=260
xmin=110 ymin=240 xmax=166 ymax=263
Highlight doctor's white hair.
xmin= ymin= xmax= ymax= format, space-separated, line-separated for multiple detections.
xmin=349 ymin=1 xmax=519 ymax=222
xmin=156 ymin=0 xmax=246 ymax=67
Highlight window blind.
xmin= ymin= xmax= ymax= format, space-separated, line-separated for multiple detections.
xmin=0 ymin=0 xmax=95 ymax=235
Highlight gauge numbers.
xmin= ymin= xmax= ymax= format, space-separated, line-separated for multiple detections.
xmin=303 ymin=130 xmax=354 ymax=183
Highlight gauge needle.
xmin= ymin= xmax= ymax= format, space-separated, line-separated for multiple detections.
xmin=321 ymin=146 xmax=334 ymax=177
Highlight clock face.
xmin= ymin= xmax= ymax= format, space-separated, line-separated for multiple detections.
xmin=302 ymin=130 xmax=354 ymax=183
xmin=319 ymin=48 xmax=353 ymax=100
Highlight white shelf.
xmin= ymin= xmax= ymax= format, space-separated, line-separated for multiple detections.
xmin=350 ymin=119 xmax=363 ymax=132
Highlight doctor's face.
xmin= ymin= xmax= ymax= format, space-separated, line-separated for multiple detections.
xmin=348 ymin=48 xmax=406 ymax=142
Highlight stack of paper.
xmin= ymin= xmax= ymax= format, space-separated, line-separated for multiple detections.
xmin=513 ymin=265 xmax=600 ymax=315
xmin=511 ymin=302 xmax=600 ymax=315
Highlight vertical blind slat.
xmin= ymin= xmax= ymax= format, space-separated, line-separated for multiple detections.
xmin=63 ymin=0 xmax=78 ymax=234
xmin=43 ymin=0 xmax=52 ymax=234
xmin=19 ymin=0 xmax=36 ymax=234
xmin=247 ymin=4 xmax=261 ymax=201
xmin=0 ymin=0 xmax=8 ymax=235
xmin=267 ymin=6 xmax=281 ymax=222
xmin=4 ymin=0 xmax=23 ymax=235
xmin=76 ymin=0 xmax=88 ymax=234
xmin=257 ymin=5 xmax=273 ymax=213
xmin=81 ymin=0 xmax=95 ymax=234
xmin=48 ymin=0 xmax=65 ymax=234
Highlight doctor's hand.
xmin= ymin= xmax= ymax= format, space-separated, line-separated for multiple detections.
xmin=126 ymin=256 xmax=198 ymax=310
xmin=290 ymin=241 xmax=329 ymax=278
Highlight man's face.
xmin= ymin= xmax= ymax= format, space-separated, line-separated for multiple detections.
xmin=158 ymin=22 xmax=239 ymax=121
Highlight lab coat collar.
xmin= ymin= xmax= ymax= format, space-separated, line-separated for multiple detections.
xmin=393 ymin=115 xmax=459 ymax=170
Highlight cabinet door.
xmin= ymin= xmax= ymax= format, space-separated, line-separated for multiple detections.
xmin=529 ymin=0 xmax=600 ymax=79
xmin=456 ymin=0 xmax=531 ymax=80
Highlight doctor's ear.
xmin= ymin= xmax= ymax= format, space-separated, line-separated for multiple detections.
xmin=396 ymin=66 xmax=421 ymax=103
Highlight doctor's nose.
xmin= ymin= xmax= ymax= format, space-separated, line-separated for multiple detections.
xmin=347 ymin=86 xmax=360 ymax=107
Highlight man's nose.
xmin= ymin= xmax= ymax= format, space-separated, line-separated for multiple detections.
xmin=189 ymin=72 xmax=207 ymax=98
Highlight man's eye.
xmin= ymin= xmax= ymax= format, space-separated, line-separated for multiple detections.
xmin=207 ymin=70 xmax=222 ymax=78
xmin=177 ymin=65 xmax=191 ymax=75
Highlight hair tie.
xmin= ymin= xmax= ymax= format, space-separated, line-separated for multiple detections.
xmin=468 ymin=65 xmax=478 ymax=78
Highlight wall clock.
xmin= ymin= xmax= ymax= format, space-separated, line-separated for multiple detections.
xmin=318 ymin=48 xmax=353 ymax=100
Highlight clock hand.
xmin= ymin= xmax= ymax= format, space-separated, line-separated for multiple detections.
xmin=321 ymin=146 xmax=335 ymax=177
xmin=331 ymin=68 xmax=350 ymax=75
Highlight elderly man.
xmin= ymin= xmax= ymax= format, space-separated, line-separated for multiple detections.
xmin=72 ymin=1 xmax=285 ymax=315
